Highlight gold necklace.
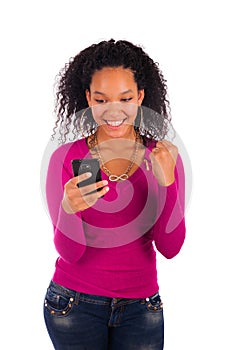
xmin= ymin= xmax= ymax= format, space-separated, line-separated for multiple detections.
xmin=93 ymin=133 xmax=141 ymax=182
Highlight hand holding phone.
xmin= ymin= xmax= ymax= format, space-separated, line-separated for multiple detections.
xmin=61 ymin=159 xmax=109 ymax=214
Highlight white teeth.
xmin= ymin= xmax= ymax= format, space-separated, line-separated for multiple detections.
xmin=106 ymin=120 xmax=124 ymax=127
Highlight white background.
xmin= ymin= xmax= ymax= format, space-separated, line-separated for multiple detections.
xmin=0 ymin=0 xmax=232 ymax=349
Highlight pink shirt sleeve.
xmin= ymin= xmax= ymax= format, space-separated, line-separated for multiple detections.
xmin=151 ymin=154 xmax=186 ymax=259
xmin=46 ymin=145 xmax=87 ymax=263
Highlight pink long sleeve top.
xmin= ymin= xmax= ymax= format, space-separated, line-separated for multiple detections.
xmin=46 ymin=138 xmax=186 ymax=298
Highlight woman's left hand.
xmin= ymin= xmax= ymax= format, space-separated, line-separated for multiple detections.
xmin=149 ymin=140 xmax=178 ymax=186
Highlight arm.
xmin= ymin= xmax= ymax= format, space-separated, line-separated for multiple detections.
xmin=46 ymin=146 xmax=87 ymax=263
xmin=152 ymin=154 xmax=186 ymax=259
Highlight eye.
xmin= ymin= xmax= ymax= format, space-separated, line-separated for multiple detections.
xmin=95 ymin=99 xmax=107 ymax=104
xmin=121 ymin=97 xmax=133 ymax=102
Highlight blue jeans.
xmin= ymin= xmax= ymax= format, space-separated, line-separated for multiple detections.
xmin=43 ymin=281 xmax=164 ymax=350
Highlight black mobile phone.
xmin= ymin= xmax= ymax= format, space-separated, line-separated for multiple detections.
xmin=71 ymin=158 xmax=103 ymax=194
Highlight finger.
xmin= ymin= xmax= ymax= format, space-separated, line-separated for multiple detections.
xmin=155 ymin=141 xmax=165 ymax=148
xmin=97 ymin=185 xmax=110 ymax=198
xmin=152 ymin=141 xmax=164 ymax=152
xmin=71 ymin=172 xmax=92 ymax=186
xmin=162 ymin=140 xmax=178 ymax=155
xmin=79 ymin=180 xmax=108 ymax=196
xmin=154 ymin=140 xmax=175 ymax=153
xmin=152 ymin=147 xmax=160 ymax=153
xmin=161 ymin=140 xmax=174 ymax=149
xmin=96 ymin=180 xmax=109 ymax=189
xmin=155 ymin=140 xmax=171 ymax=149
xmin=152 ymin=144 xmax=162 ymax=154
xmin=82 ymin=185 xmax=109 ymax=206
xmin=161 ymin=139 xmax=172 ymax=144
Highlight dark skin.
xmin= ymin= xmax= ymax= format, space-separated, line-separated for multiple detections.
xmin=62 ymin=67 xmax=178 ymax=214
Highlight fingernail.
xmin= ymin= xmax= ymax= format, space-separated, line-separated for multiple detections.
xmin=103 ymin=180 xmax=108 ymax=186
xmin=105 ymin=186 xmax=109 ymax=192
xmin=85 ymin=172 xmax=92 ymax=178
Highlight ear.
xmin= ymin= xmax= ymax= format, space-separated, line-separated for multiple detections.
xmin=85 ymin=89 xmax=91 ymax=107
xmin=138 ymin=89 xmax=145 ymax=106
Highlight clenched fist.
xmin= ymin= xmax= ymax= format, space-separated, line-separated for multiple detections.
xmin=149 ymin=140 xmax=178 ymax=186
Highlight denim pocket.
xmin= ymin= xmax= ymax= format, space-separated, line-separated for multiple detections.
xmin=145 ymin=293 xmax=163 ymax=312
xmin=44 ymin=283 xmax=75 ymax=316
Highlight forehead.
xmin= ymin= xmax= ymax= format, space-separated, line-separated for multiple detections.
xmin=90 ymin=67 xmax=136 ymax=91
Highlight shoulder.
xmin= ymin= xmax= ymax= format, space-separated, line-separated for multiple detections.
xmin=47 ymin=138 xmax=89 ymax=178
xmin=50 ymin=138 xmax=88 ymax=162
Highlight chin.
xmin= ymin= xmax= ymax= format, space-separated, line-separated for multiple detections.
xmin=101 ymin=125 xmax=134 ymax=139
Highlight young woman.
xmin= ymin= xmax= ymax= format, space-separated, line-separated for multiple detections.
xmin=43 ymin=39 xmax=186 ymax=350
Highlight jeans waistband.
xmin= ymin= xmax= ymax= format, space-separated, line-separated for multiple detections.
xmin=49 ymin=280 xmax=159 ymax=306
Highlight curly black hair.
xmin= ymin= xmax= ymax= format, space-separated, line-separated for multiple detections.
xmin=52 ymin=39 xmax=172 ymax=144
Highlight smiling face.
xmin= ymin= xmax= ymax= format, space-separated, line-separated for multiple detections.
xmin=85 ymin=66 xmax=144 ymax=141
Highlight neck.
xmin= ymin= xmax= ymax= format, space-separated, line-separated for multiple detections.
xmin=93 ymin=132 xmax=141 ymax=182
xmin=97 ymin=132 xmax=139 ymax=154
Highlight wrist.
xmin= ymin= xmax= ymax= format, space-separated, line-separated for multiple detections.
xmin=157 ymin=175 xmax=175 ymax=187
xmin=61 ymin=198 xmax=76 ymax=214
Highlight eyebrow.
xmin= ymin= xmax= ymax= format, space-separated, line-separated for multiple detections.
xmin=93 ymin=89 xmax=134 ymax=96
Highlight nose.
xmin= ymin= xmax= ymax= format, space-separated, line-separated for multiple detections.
xmin=105 ymin=102 xmax=123 ymax=119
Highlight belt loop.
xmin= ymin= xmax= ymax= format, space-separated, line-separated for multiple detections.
xmin=74 ymin=291 xmax=81 ymax=305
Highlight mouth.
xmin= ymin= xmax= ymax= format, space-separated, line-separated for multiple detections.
xmin=104 ymin=118 xmax=127 ymax=129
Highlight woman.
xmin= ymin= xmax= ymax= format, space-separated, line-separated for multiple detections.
xmin=43 ymin=39 xmax=186 ymax=350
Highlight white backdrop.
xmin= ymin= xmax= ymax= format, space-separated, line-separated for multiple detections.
xmin=1 ymin=0 xmax=232 ymax=349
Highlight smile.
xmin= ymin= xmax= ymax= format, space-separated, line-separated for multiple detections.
xmin=104 ymin=119 xmax=126 ymax=127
